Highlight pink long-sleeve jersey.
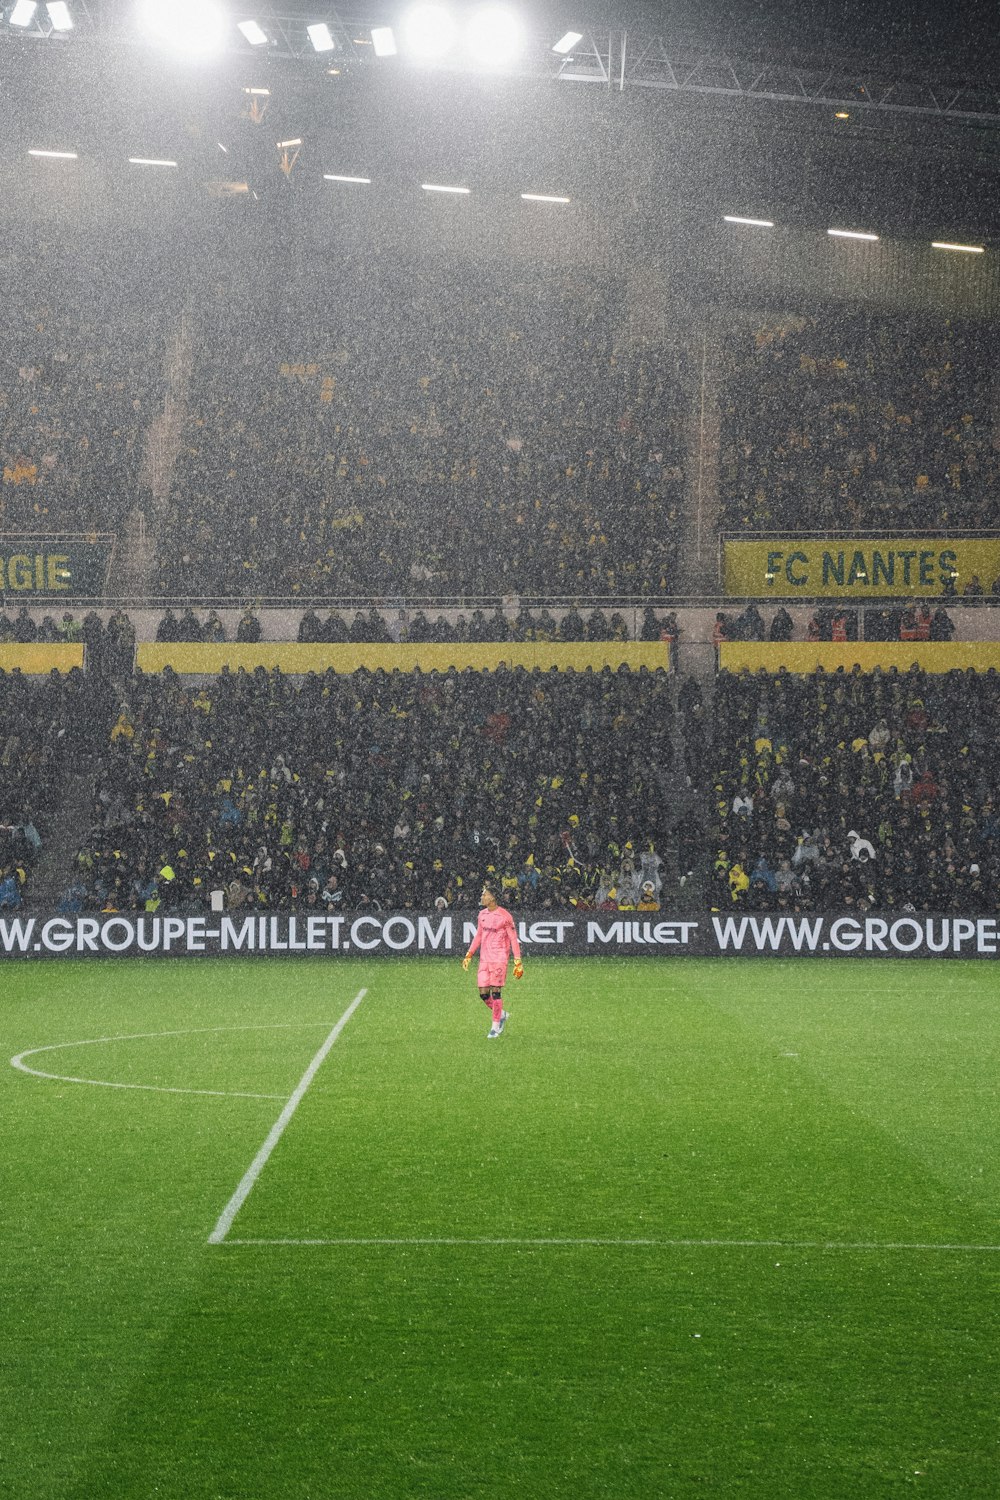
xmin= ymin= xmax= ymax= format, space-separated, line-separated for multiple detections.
xmin=467 ymin=905 xmax=521 ymax=988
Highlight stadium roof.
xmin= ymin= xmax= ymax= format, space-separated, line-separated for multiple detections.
xmin=2 ymin=0 xmax=998 ymax=122
xmin=0 ymin=0 xmax=997 ymax=310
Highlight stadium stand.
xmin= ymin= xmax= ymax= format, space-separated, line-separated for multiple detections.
xmin=5 ymin=240 xmax=997 ymax=621
xmin=720 ymin=312 xmax=998 ymax=533
xmin=707 ymin=664 xmax=1000 ymax=912
xmin=75 ymin=664 xmax=674 ymax=914
xmin=0 ymin=666 xmax=113 ymax=907
xmin=0 ymin=246 xmax=173 ymax=536
xmin=155 ymin=263 xmax=685 ymax=598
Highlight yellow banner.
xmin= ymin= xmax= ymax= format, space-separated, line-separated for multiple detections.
xmin=137 ymin=642 xmax=671 ymax=676
xmin=0 ymin=644 xmax=83 ymax=674
xmin=721 ymin=643 xmax=1000 ymax=675
xmin=724 ymin=537 xmax=1000 ymax=598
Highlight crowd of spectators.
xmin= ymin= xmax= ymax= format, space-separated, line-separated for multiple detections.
xmin=295 ymin=605 xmax=679 ymax=644
xmin=0 ymin=667 xmax=114 ymax=907
xmin=713 ymin=604 xmax=955 ymax=645
xmin=19 ymin=653 xmax=1000 ymax=918
xmin=0 ymin=244 xmax=172 ymax=535
xmin=708 ymin=665 xmax=1000 ymax=912
xmin=720 ymin=312 xmax=999 ymax=533
xmin=149 ymin=605 xmax=680 ymax=645
xmin=156 ymin=263 xmax=686 ymax=598
xmin=156 ymin=608 xmax=258 ymax=644
xmin=864 ymin=605 xmax=955 ymax=642
xmin=74 ymin=664 xmax=674 ymax=915
xmin=0 ymin=608 xmax=135 ymax=675
xmin=6 ymin=246 xmax=1000 ymax=612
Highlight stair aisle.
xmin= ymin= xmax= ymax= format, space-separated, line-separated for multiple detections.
xmin=27 ymin=770 xmax=98 ymax=910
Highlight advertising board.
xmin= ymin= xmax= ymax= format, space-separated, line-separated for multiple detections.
xmin=3 ymin=911 xmax=996 ymax=960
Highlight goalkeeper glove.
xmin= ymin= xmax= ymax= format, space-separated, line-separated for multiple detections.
xmin=462 ymin=954 xmax=471 ymax=971
xmin=513 ymin=959 xmax=524 ymax=980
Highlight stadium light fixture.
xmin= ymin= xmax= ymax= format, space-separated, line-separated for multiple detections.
xmin=551 ymin=30 xmax=582 ymax=53
xmin=29 ymin=147 xmax=78 ymax=158
xmin=465 ymin=6 xmax=525 ymax=67
xmin=135 ymin=0 xmax=228 ymax=57
xmin=324 ymin=173 xmax=371 ymax=183
xmin=724 ymin=214 xmax=775 ymax=227
xmin=932 ymin=240 xmax=984 ymax=254
xmin=371 ymin=25 xmax=396 ymax=55
xmin=421 ymin=182 xmax=470 ymax=194
xmin=306 ymin=22 xmax=335 ymax=52
xmin=828 ymin=227 xmax=879 ymax=241
xmin=129 ymin=156 xmax=178 ymax=167
xmin=237 ymin=19 xmax=268 ymax=45
xmin=521 ymin=192 xmax=570 ymax=203
xmin=9 ymin=1 xmax=37 ymax=26
xmin=277 ymin=137 xmax=302 ymax=148
xmin=401 ymin=4 xmax=457 ymax=60
xmin=45 ymin=1 xmax=72 ymax=28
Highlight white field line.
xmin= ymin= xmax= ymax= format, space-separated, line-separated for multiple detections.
xmin=12 ymin=1072 xmax=282 ymax=1101
xmin=221 ymin=1235 xmax=1000 ymax=1253
xmin=10 ymin=1023 xmax=336 ymax=1100
xmin=208 ymin=989 xmax=368 ymax=1245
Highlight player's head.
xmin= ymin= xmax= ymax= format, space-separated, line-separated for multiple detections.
xmin=480 ymin=884 xmax=498 ymax=909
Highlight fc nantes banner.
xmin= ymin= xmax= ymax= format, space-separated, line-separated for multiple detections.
xmin=723 ymin=537 xmax=1000 ymax=598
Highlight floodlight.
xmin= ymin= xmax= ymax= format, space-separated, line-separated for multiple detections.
xmin=325 ymin=173 xmax=371 ymax=183
xmin=129 ymin=156 xmax=178 ymax=167
xmin=135 ymin=0 xmax=227 ymax=57
xmin=421 ymin=182 xmax=469 ymax=194
xmin=724 ymin=215 xmax=774 ymax=227
xmin=306 ymin=22 xmax=335 ymax=52
xmin=401 ymin=4 xmax=456 ymax=60
xmin=277 ymin=138 xmax=302 ymax=148
xmin=237 ymin=19 xmax=268 ymax=45
xmin=551 ymin=30 xmax=582 ymax=53
xmin=9 ymin=1 xmax=37 ymax=26
xmin=828 ymin=227 xmax=878 ymax=241
xmin=932 ymin=241 xmax=984 ymax=254
xmin=465 ymin=5 xmax=524 ymax=66
xmin=29 ymin=147 xmax=78 ymax=158
xmin=521 ymin=193 xmax=570 ymax=204
xmin=371 ymin=25 xmax=396 ymax=55
xmin=46 ymin=1 xmax=71 ymax=28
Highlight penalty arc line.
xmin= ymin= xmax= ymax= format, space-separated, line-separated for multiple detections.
xmin=10 ymin=1022 xmax=343 ymax=1101
xmin=208 ymin=988 xmax=368 ymax=1245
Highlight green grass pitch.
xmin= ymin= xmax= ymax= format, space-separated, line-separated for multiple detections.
xmin=2 ymin=955 xmax=999 ymax=1499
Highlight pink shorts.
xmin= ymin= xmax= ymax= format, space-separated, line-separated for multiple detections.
xmin=477 ymin=961 xmax=508 ymax=990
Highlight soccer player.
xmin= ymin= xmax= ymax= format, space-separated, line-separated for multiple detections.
xmin=462 ymin=884 xmax=523 ymax=1038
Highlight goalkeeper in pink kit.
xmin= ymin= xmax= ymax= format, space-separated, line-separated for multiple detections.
xmin=462 ymin=885 xmax=523 ymax=1038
